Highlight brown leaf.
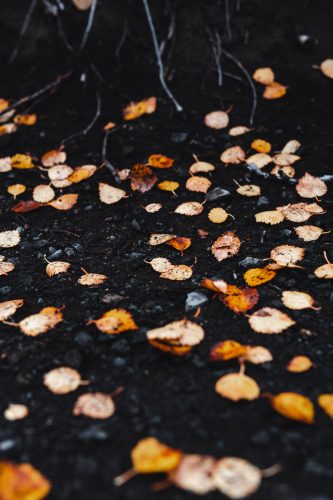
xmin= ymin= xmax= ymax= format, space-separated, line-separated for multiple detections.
xmin=248 ymin=307 xmax=295 ymax=334
xmin=73 ymin=392 xmax=115 ymax=419
xmin=48 ymin=194 xmax=78 ymax=211
xmin=169 ymin=454 xmax=216 ymax=494
xmin=211 ymin=232 xmax=241 ymax=261
xmin=204 ymin=110 xmax=229 ymax=129
xmin=130 ymin=164 xmax=157 ymax=193
xmin=296 ymin=172 xmax=327 ymax=198
xmin=220 ymin=146 xmax=245 ymax=164
xmin=270 ymin=245 xmax=304 ymax=267
xmin=220 ymin=286 xmax=259 ymax=314
xmin=213 ymin=457 xmax=262 ymax=498
xmin=11 ymin=200 xmax=43 ymax=213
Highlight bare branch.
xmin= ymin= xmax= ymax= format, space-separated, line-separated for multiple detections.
xmin=9 ymin=0 xmax=38 ymax=63
xmin=142 ymin=0 xmax=183 ymax=112
xmin=61 ymin=91 xmax=101 ymax=146
xmin=222 ymin=48 xmax=257 ymax=125
xmin=80 ymin=0 xmax=98 ymax=51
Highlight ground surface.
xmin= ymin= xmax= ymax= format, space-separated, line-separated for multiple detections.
xmin=0 ymin=0 xmax=333 ymax=499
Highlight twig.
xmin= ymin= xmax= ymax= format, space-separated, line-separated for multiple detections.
xmin=208 ymin=28 xmax=223 ymax=87
xmin=224 ymin=0 xmax=232 ymax=40
xmin=80 ymin=0 xmax=98 ymax=51
xmin=0 ymin=71 xmax=73 ymax=118
xmin=142 ymin=0 xmax=183 ymax=112
xmin=222 ymin=48 xmax=257 ymax=125
xmin=115 ymin=17 xmax=129 ymax=60
xmin=102 ymin=128 xmax=121 ymax=184
xmin=9 ymin=0 xmax=38 ymax=63
xmin=91 ymin=63 xmax=130 ymax=100
xmin=61 ymin=91 xmax=101 ymax=146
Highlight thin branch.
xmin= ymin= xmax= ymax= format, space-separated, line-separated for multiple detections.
xmin=222 ymin=48 xmax=257 ymax=125
xmin=79 ymin=0 xmax=98 ymax=51
xmin=115 ymin=18 xmax=129 ymax=61
xmin=142 ymin=0 xmax=183 ymax=112
xmin=9 ymin=0 xmax=38 ymax=63
xmin=61 ymin=91 xmax=101 ymax=146
xmin=0 ymin=71 xmax=73 ymax=118
xmin=224 ymin=0 xmax=232 ymax=41
xmin=207 ymin=28 xmax=223 ymax=87
xmin=102 ymin=129 xmax=121 ymax=184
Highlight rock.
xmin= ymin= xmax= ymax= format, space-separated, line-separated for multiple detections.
xmin=206 ymin=187 xmax=230 ymax=201
xmin=185 ymin=291 xmax=208 ymax=311
xmin=238 ymin=257 xmax=261 ymax=268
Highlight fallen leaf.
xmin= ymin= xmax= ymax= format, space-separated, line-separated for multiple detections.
xmin=277 ymin=202 xmax=324 ymax=222
xmin=213 ymin=457 xmax=262 ymax=498
xmin=318 ymin=394 xmax=333 ymax=418
xmin=78 ymin=272 xmax=108 ymax=286
xmin=14 ymin=114 xmax=37 ymax=126
xmin=248 ymin=307 xmax=295 ymax=334
xmin=0 ymin=230 xmax=21 ymax=248
xmin=294 ymin=225 xmax=324 ymax=241
xmin=253 ymin=67 xmax=275 ymax=85
xmin=189 ymin=160 xmax=215 ymax=174
xmin=147 ymin=320 xmax=204 ymax=346
xmin=149 ymin=234 xmax=175 ymax=246
xmin=320 ymin=59 xmax=333 ymax=79
xmin=200 ymin=278 xmax=228 ymax=293
xmin=296 ymin=173 xmax=327 ymax=198
xmin=11 ymin=200 xmax=43 ymax=213
xmin=33 ymin=185 xmax=55 ymax=203
xmin=11 ymin=154 xmax=33 ymax=169
xmin=73 ymin=392 xmax=115 ymax=419
xmin=99 ymin=182 xmax=127 ymax=204
xmin=271 ymin=165 xmax=295 ymax=178
xmin=41 ymin=149 xmax=66 ymax=167
xmin=287 ymin=356 xmax=313 ymax=373
xmin=0 ymin=299 xmax=24 ymax=321
xmin=186 ymin=176 xmax=211 ymax=193
xmin=167 ymin=237 xmax=191 ymax=252
xmin=272 ymin=153 xmax=300 ymax=166
xmin=251 ymin=139 xmax=271 ymax=153
xmin=244 ymin=346 xmax=273 ymax=365
xmin=270 ymin=245 xmax=304 ymax=267
xmin=220 ymin=146 xmax=245 ymax=164
xmin=175 ymin=201 xmax=204 ymax=216
xmin=147 ymin=154 xmax=174 ymax=168
xmin=144 ymin=203 xmax=162 ymax=213
xmin=314 ymin=263 xmax=333 ymax=279
xmin=0 ymin=461 xmax=51 ymax=500
xmin=0 ymin=262 xmax=15 ymax=276
xmin=243 ymin=268 xmax=276 ymax=287
xmin=245 ymin=153 xmax=272 ymax=168
xmin=4 ymin=404 xmax=29 ymax=421
xmin=210 ymin=340 xmax=247 ymax=361
xmin=0 ymin=124 xmax=17 ymax=135
xmin=211 ymin=232 xmax=241 ymax=261
xmin=130 ymin=164 xmax=157 ymax=193
xmin=44 ymin=367 xmax=84 ymax=394
xmin=72 ymin=0 xmax=93 ymax=10
xmin=204 ymin=111 xmax=229 ymax=129
xmin=236 ymin=184 xmax=261 ymax=197
xmin=48 ymin=194 xmax=78 ymax=210
xmin=215 ymin=373 xmax=260 ymax=401
xmin=19 ymin=307 xmax=63 ymax=337
xmin=208 ymin=207 xmax=228 ymax=223
xmin=271 ymin=392 xmax=314 ymax=424
xmin=169 ymin=454 xmax=216 ymax=494
xmin=281 ymin=291 xmax=316 ymax=310
xmin=7 ymin=184 xmax=26 ymax=198
xmin=131 ymin=437 xmax=182 ymax=474
xmin=282 ymin=140 xmax=301 ymax=154
xmin=263 ymin=82 xmax=287 ymax=99
xmin=229 ymin=126 xmax=252 ymax=136
xmin=0 ymin=157 xmax=12 ymax=172
xmin=157 ymin=180 xmax=180 ymax=192
xmin=149 ymin=257 xmax=174 ymax=273
xmin=255 ymin=210 xmax=284 ymax=225
xmin=123 ymin=97 xmax=157 ymax=120
xmin=68 ymin=165 xmax=97 ymax=183
xmin=46 ymin=261 xmax=71 ymax=277
xmin=220 ymin=286 xmax=259 ymax=314
xmin=160 ymin=265 xmax=193 ymax=281
xmin=148 ymin=339 xmax=193 ymax=356
xmin=90 ymin=308 xmax=138 ymax=335
xmin=48 ymin=164 xmax=73 ymax=182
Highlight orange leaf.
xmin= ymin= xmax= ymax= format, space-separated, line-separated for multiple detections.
xmin=123 ymin=97 xmax=157 ymax=121
xmin=243 ymin=267 xmax=276 ymax=287
xmin=0 ymin=461 xmax=51 ymax=500
xmin=210 ymin=340 xmax=247 ymax=361
xmin=130 ymin=164 xmax=157 ymax=193
xmin=271 ymin=392 xmax=314 ymax=424
xmin=131 ymin=437 xmax=182 ymax=474
xmin=147 ymin=154 xmax=174 ymax=168
xmin=221 ymin=286 xmax=259 ymax=314
xmin=167 ymin=237 xmax=191 ymax=252
xmin=148 ymin=339 xmax=193 ymax=356
xmin=90 ymin=308 xmax=138 ymax=335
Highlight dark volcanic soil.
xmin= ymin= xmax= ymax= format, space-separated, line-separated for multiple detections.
xmin=0 ymin=1 xmax=333 ymax=499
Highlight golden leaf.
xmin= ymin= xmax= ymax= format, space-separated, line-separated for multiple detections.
xmin=271 ymin=392 xmax=314 ymax=424
xmin=131 ymin=437 xmax=182 ymax=474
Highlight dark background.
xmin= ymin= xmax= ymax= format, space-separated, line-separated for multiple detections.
xmin=0 ymin=0 xmax=333 ymax=499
